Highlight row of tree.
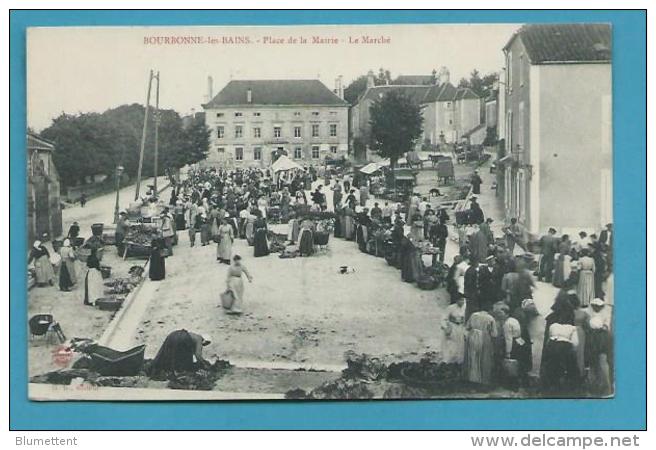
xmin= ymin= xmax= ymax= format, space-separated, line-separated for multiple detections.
xmin=40 ymin=104 xmax=209 ymax=187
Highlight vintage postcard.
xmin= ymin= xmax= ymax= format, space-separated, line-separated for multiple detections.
xmin=25 ymin=23 xmax=613 ymax=401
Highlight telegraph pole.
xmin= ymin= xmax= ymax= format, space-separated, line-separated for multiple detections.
xmin=153 ymin=71 xmax=160 ymax=196
xmin=135 ymin=70 xmax=153 ymax=201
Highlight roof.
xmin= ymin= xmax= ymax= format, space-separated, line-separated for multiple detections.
xmin=359 ymin=162 xmax=382 ymax=175
xmin=504 ymin=23 xmax=611 ymax=64
xmin=423 ymin=83 xmax=479 ymax=103
xmin=27 ymin=133 xmax=55 ymax=152
xmin=392 ymin=75 xmax=435 ymax=85
xmin=271 ymin=155 xmax=303 ymax=172
xmin=359 ymin=85 xmax=432 ymax=104
xmin=203 ymin=80 xmax=348 ymax=108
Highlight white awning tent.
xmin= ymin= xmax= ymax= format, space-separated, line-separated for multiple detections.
xmin=378 ymin=157 xmax=407 ymax=167
xmin=271 ymin=155 xmax=303 ymax=172
xmin=359 ymin=162 xmax=382 ymax=175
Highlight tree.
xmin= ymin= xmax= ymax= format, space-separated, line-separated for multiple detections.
xmin=40 ymin=103 xmax=210 ymax=188
xmin=368 ymin=91 xmax=423 ymax=179
xmin=458 ymin=69 xmax=499 ymax=98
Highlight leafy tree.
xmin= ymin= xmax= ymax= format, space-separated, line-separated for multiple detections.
xmin=368 ymin=90 xmax=423 ymax=177
xmin=458 ymin=69 xmax=499 ymax=98
xmin=40 ymin=104 xmax=209 ymax=187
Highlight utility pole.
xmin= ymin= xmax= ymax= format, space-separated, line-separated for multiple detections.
xmin=135 ymin=70 xmax=153 ymax=201
xmin=153 ymin=71 xmax=160 ymax=196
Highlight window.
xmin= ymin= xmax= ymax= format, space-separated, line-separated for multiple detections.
xmin=312 ymin=111 xmax=320 ymax=116
xmin=234 ymin=112 xmax=243 ymax=117
xmin=253 ymin=147 xmax=262 ymax=161
xmin=519 ymin=54 xmax=524 ymax=87
xmin=311 ymin=146 xmax=320 ymax=159
xmin=445 ymin=102 xmax=452 ymax=108
xmin=216 ymin=112 xmax=224 ymax=118
xmin=274 ymin=126 xmax=282 ymax=138
xmin=217 ymin=147 xmax=225 ymax=153
xmin=330 ymin=145 xmax=338 ymax=154
xmin=329 ymin=111 xmax=337 ymax=116
xmin=253 ymin=112 xmax=261 ymax=117
xmin=294 ymin=126 xmax=302 ymax=138
xmin=235 ymin=147 xmax=244 ymax=161
xmin=294 ymin=111 xmax=301 ymax=117
xmin=329 ymin=124 xmax=337 ymax=137
xmin=235 ymin=125 xmax=243 ymax=138
xmin=294 ymin=147 xmax=303 ymax=159
xmin=311 ymin=124 xmax=320 ymax=137
xmin=217 ymin=126 xmax=225 ymax=139
xmin=253 ymin=127 xmax=261 ymax=138
xmin=517 ymin=169 xmax=526 ymax=221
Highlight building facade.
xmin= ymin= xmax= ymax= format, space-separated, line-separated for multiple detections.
xmin=500 ymin=24 xmax=612 ymax=238
xmin=27 ymin=132 xmax=62 ymax=243
xmin=350 ymin=67 xmax=482 ymax=158
xmin=202 ymin=79 xmax=349 ymax=168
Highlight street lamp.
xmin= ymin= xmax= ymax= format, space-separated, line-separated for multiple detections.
xmin=113 ymin=165 xmax=125 ymax=224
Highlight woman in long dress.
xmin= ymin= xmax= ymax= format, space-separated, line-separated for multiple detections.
xmin=343 ymin=205 xmax=355 ymax=241
xmin=147 ymin=329 xmax=211 ymax=380
xmin=442 ymin=297 xmax=467 ymax=364
xmin=83 ymin=253 xmax=104 ymax=306
xmin=216 ymin=219 xmax=234 ymax=264
xmin=209 ymin=206 xmax=221 ymax=240
xmin=410 ymin=213 xmax=424 ymax=241
xmin=58 ymin=239 xmax=76 ymax=291
xmin=149 ymin=239 xmax=166 ymax=281
xmin=253 ymin=214 xmax=270 ymax=257
xmin=298 ymin=219 xmax=315 ymax=257
xmin=245 ymin=212 xmax=256 ymax=246
xmin=199 ymin=213 xmax=211 ymax=246
xmin=541 ymin=320 xmax=580 ymax=392
xmin=585 ymin=298 xmax=612 ymax=395
xmin=28 ymin=240 xmax=55 ymax=287
xmin=464 ymin=309 xmax=498 ymax=384
xmin=224 ymin=255 xmax=253 ymax=315
xmin=577 ymin=250 xmax=596 ymax=307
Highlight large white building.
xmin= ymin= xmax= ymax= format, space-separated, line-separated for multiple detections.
xmin=202 ymin=79 xmax=349 ymax=168
xmin=499 ymin=23 xmax=612 ymax=238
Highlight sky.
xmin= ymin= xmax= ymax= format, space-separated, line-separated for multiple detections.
xmin=27 ymin=23 xmax=519 ymax=131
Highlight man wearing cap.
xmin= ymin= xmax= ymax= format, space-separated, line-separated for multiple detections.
xmin=538 ymin=227 xmax=559 ymax=282
xmin=160 ymin=208 xmax=175 ymax=256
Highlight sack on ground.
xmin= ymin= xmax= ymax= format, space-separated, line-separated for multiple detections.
xmin=220 ymin=290 xmax=234 ymax=309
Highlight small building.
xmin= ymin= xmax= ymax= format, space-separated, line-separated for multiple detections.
xmin=500 ymin=23 xmax=612 ymax=238
xmin=202 ymin=79 xmax=349 ymax=168
xmin=350 ymin=67 xmax=483 ymax=159
xmin=421 ymin=67 xmax=482 ymax=145
xmin=27 ymin=132 xmax=62 ymax=243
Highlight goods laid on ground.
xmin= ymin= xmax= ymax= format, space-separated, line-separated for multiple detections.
xmin=95 ymin=297 xmax=125 ymax=311
xmin=167 ymin=360 xmax=232 ymax=391
xmin=122 ymin=223 xmax=162 ymax=258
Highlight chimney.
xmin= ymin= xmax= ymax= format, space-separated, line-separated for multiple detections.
xmin=335 ymin=75 xmax=344 ymax=99
xmin=205 ymin=76 xmax=213 ymax=103
xmin=339 ymin=75 xmax=344 ymax=99
xmin=246 ymin=88 xmax=252 ymax=104
xmin=438 ymin=66 xmax=450 ymax=85
xmin=366 ymin=70 xmax=375 ymax=89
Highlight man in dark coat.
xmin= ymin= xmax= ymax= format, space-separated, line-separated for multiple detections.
xmin=471 ymin=170 xmax=483 ymax=195
xmin=464 ymin=260 xmax=482 ymax=319
xmin=469 ymin=226 xmax=489 ymax=264
xmin=538 ymin=227 xmax=559 ymax=282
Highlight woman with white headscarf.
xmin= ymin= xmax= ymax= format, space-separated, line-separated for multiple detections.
xmin=28 ymin=240 xmax=55 ymax=287
xmin=58 ymin=239 xmax=77 ymax=291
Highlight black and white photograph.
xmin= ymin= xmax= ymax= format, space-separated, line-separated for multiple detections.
xmin=25 ymin=22 xmax=614 ymax=401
